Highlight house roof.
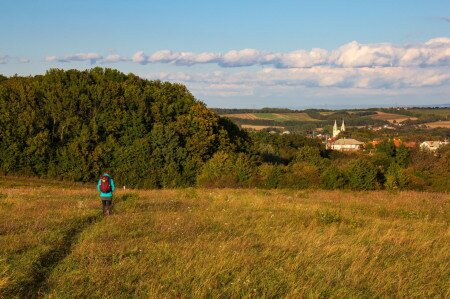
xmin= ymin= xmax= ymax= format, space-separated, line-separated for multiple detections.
xmin=333 ymin=138 xmax=364 ymax=145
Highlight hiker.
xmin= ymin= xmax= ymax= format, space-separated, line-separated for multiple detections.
xmin=97 ymin=171 xmax=115 ymax=215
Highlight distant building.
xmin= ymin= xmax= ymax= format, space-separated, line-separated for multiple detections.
xmin=420 ymin=140 xmax=448 ymax=152
xmin=331 ymin=138 xmax=364 ymax=152
xmin=332 ymin=120 xmax=346 ymax=138
xmin=281 ymin=130 xmax=291 ymax=135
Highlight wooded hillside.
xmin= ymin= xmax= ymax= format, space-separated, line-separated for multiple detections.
xmin=0 ymin=68 xmax=248 ymax=187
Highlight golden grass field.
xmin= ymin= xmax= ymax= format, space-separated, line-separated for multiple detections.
xmin=224 ymin=113 xmax=318 ymax=122
xmin=425 ymin=120 xmax=450 ymax=128
xmin=240 ymin=124 xmax=285 ymax=131
xmin=0 ymin=176 xmax=449 ymax=298
xmin=370 ymin=111 xmax=418 ymax=123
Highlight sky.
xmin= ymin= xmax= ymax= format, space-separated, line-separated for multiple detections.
xmin=1 ymin=0 xmax=449 ymax=108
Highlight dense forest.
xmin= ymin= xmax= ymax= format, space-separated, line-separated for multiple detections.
xmin=0 ymin=68 xmax=448 ymax=191
xmin=0 ymin=68 xmax=248 ymax=187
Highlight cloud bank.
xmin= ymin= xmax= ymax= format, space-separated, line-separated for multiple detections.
xmin=45 ymin=37 xmax=450 ymax=68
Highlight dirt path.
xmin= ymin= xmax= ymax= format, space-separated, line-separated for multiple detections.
xmin=3 ymin=213 xmax=102 ymax=298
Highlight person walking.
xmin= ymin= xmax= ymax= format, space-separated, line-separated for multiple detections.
xmin=97 ymin=170 xmax=115 ymax=215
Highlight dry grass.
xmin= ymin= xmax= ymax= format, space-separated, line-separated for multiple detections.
xmin=425 ymin=120 xmax=450 ymax=128
xmin=223 ymin=113 xmax=259 ymax=120
xmin=0 ymin=177 xmax=449 ymax=298
xmin=224 ymin=113 xmax=319 ymax=122
xmin=240 ymin=124 xmax=285 ymax=131
xmin=371 ymin=111 xmax=418 ymax=123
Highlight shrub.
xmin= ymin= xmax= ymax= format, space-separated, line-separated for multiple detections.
xmin=346 ymin=159 xmax=378 ymax=190
xmin=196 ymin=152 xmax=255 ymax=188
xmin=384 ymin=163 xmax=409 ymax=190
xmin=256 ymin=164 xmax=284 ymax=189
xmin=280 ymin=162 xmax=320 ymax=189
xmin=321 ymin=165 xmax=347 ymax=189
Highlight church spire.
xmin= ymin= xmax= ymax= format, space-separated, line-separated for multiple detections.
xmin=333 ymin=120 xmax=340 ymax=138
xmin=341 ymin=119 xmax=345 ymax=132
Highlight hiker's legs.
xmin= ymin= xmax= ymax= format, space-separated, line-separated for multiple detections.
xmin=101 ymin=199 xmax=112 ymax=215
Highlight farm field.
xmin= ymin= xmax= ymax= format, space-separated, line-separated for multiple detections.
xmin=224 ymin=112 xmax=319 ymax=122
xmin=240 ymin=124 xmax=285 ymax=131
xmin=370 ymin=111 xmax=418 ymax=123
xmin=425 ymin=120 xmax=450 ymax=128
xmin=0 ymin=176 xmax=449 ymax=298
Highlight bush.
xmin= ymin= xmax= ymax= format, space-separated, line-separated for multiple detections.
xmin=321 ymin=165 xmax=347 ymax=190
xmin=346 ymin=159 xmax=378 ymax=190
xmin=256 ymin=164 xmax=284 ymax=189
xmin=384 ymin=163 xmax=409 ymax=190
xmin=196 ymin=152 xmax=255 ymax=188
xmin=280 ymin=162 xmax=320 ymax=189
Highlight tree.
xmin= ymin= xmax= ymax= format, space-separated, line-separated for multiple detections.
xmin=321 ymin=165 xmax=347 ymax=189
xmin=346 ymin=159 xmax=378 ymax=190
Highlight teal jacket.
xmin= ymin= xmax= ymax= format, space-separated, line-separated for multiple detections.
xmin=97 ymin=173 xmax=115 ymax=198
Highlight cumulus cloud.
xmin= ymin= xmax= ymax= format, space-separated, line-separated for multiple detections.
xmin=132 ymin=51 xmax=148 ymax=64
xmin=44 ymin=37 xmax=450 ymax=69
xmin=146 ymin=66 xmax=450 ymax=91
xmin=101 ymin=54 xmax=129 ymax=64
xmin=141 ymin=37 xmax=450 ymax=69
xmin=45 ymin=52 xmax=102 ymax=64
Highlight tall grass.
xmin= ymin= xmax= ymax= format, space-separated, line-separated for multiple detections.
xmin=0 ymin=176 xmax=448 ymax=298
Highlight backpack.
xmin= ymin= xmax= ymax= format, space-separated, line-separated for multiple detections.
xmin=100 ymin=175 xmax=112 ymax=193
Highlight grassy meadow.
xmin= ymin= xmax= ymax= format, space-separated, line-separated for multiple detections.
xmin=0 ymin=176 xmax=449 ymax=298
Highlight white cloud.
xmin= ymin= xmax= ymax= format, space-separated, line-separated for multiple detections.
xmin=145 ymin=66 xmax=450 ymax=92
xmin=142 ymin=37 xmax=450 ymax=69
xmin=101 ymin=54 xmax=129 ymax=63
xmin=132 ymin=51 xmax=148 ymax=64
xmin=44 ymin=37 xmax=450 ymax=69
xmin=45 ymin=52 xmax=102 ymax=64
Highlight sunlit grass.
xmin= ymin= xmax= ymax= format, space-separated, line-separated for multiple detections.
xmin=0 ymin=177 xmax=448 ymax=298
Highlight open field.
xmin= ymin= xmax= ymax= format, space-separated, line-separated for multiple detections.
xmin=0 ymin=176 xmax=449 ymax=298
xmin=425 ymin=120 xmax=450 ymax=128
xmin=371 ymin=111 xmax=418 ymax=123
xmin=240 ymin=124 xmax=285 ymax=131
xmin=224 ymin=113 xmax=318 ymax=122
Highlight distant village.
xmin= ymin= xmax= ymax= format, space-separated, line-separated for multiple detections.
xmin=322 ymin=120 xmax=448 ymax=152
xmin=267 ymin=119 xmax=448 ymax=153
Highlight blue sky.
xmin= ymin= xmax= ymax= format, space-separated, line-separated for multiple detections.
xmin=1 ymin=0 xmax=449 ymax=108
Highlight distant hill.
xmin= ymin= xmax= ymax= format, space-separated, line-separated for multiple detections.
xmin=212 ymin=107 xmax=450 ymax=131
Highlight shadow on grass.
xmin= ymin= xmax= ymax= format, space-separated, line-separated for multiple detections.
xmin=2 ymin=213 xmax=102 ymax=298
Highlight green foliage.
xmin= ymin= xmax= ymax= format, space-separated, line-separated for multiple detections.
xmin=321 ymin=165 xmax=347 ymax=190
xmin=256 ymin=164 xmax=283 ymax=189
xmin=196 ymin=152 xmax=255 ymax=188
xmin=384 ymin=163 xmax=409 ymax=190
xmin=0 ymin=68 xmax=248 ymax=187
xmin=280 ymin=162 xmax=320 ymax=189
xmin=346 ymin=159 xmax=378 ymax=190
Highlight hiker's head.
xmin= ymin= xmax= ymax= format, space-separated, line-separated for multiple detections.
xmin=103 ymin=165 xmax=111 ymax=175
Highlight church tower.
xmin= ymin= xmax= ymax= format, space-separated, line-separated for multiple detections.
xmin=341 ymin=119 xmax=345 ymax=132
xmin=333 ymin=120 xmax=340 ymax=138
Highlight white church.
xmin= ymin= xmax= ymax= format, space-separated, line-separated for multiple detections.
xmin=332 ymin=120 xmax=346 ymax=138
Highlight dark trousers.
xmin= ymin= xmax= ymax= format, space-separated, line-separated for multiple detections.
xmin=101 ymin=198 xmax=112 ymax=215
